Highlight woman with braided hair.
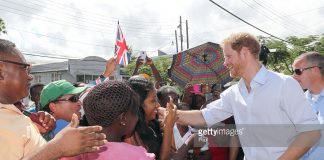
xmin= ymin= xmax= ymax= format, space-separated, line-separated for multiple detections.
xmin=62 ymin=80 xmax=155 ymax=160
xmin=126 ymin=75 xmax=177 ymax=160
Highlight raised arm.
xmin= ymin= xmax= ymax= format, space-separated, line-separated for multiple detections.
xmin=132 ymin=57 xmax=143 ymax=76
xmin=159 ymin=97 xmax=177 ymax=160
xmin=102 ymin=57 xmax=117 ymax=78
xmin=146 ymin=56 xmax=163 ymax=88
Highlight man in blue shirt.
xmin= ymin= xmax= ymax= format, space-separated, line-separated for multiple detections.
xmin=293 ymin=52 xmax=324 ymax=159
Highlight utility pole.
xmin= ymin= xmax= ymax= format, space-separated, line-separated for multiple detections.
xmin=175 ymin=30 xmax=179 ymax=53
xmin=186 ymin=20 xmax=189 ymax=49
xmin=179 ymin=16 xmax=183 ymax=51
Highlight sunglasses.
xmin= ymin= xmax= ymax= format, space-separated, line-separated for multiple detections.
xmin=54 ymin=95 xmax=79 ymax=103
xmin=293 ymin=66 xmax=319 ymax=75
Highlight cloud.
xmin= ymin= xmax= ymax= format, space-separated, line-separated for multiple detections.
xmin=0 ymin=0 xmax=324 ymax=64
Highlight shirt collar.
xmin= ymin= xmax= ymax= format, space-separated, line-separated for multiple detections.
xmin=305 ymin=87 xmax=324 ymax=98
xmin=238 ymin=65 xmax=268 ymax=90
xmin=0 ymin=103 xmax=23 ymax=115
xmin=252 ymin=65 xmax=268 ymax=85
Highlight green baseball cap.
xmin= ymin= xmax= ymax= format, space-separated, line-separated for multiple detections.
xmin=40 ymin=80 xmax=87 ymax=109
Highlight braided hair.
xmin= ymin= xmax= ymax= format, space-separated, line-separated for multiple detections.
xmin=83 ymin=80 xmax=139 ymax=128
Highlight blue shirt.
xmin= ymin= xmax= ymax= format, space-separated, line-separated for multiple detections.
xmin=42 ymin=119 xmax=69 ymax=141
xmin=27 ymin=104 xmax=36 ymax=113
xmin=303 ymin=88 xmax=324 ymax=160
xmin=202 ymin=66 xmax=321 ymax=160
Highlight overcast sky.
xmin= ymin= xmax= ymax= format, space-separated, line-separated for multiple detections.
xmin=0 ymin=0 xmax=324 ymax=64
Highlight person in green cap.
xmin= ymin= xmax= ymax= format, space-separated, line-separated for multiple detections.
xmin=39 ymin=79 xmax=87 ymax=140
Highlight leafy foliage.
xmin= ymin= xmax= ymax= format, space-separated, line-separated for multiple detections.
xmin=261 ymin=35 xmax=324 ymax=74
xmin=124 ymin=56 xmax=172 ymax=84
xmin=0 ymin=18 xmax=7 ymax=35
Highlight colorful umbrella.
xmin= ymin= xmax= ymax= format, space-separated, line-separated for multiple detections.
xmin=169 ymin=42 xmax=232 ymax=86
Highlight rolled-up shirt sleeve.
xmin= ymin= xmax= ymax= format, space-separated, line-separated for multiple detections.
xmin=201 ymin=91 xmax=233 ymax=127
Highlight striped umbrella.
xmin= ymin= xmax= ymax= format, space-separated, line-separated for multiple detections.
xmin=169 ymin=42 xmax=231 ymax=86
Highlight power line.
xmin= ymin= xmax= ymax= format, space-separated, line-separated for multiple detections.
xmin=209 ymin=0 xmax=293 ymax=45
xmin=239 ymin=0 xmax=307 ymax=36
xmin=7 ymin=27 xmax=115 ymax=48
xmin=0 ymin=1 xmax=174 ymax=38
xmin=25 ymin=0 xmax=176 ymax=29
xmin=250 ymin=0 xmax=314 ymax=35
xmin=32 ymin=0 xmax=176 ymax=26
xmin=22 ymin=50 xmax=80 ymax=60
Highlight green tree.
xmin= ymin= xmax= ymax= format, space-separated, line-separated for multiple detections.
xmin=0 ymin=18 xmax=7 ymax=35
xmin=262 ymin=35 xmax=324 ymax=74
xmin=124 ymin=56 xmax=172 ymax=84
xmin=313 ymin=36 xmax=324 ymax=54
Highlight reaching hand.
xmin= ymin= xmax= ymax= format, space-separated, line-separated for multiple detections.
xmin=164 ymin=96 xmax=177 ymax=130
xmin=146 ymin=56 xmax=153 ymax=66
xmin=136 ymin=57 xmax=144 ymax=67
xmin=103 ymin=57 xmax=117 ymax=77
xmin=34 ymin=111 xmax=56 ymax=134
xmin=49 ymin=114 xmax=107 ymax=157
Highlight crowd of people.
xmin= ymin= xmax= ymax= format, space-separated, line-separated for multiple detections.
xmin=0 ymin=31 xmax=323 ymax=160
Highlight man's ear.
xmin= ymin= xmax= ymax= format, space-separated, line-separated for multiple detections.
xmin=48 ymin=102 xmax=56 ymax=113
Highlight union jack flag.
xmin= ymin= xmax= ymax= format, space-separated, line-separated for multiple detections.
xmin=114 ymin=22 xmax=129 ymax=67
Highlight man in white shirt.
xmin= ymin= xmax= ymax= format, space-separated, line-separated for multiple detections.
xmin=292 ymin=52 xmax=324 ymax=159
xmin=176 ymin=32 xmax=322 ymax=160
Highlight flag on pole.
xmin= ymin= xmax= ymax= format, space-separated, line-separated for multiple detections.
xmin=114 ymin=22 xmax=129 ymax=67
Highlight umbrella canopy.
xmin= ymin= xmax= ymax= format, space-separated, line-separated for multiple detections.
xmin=169 ymin=42 xmax=232 ymax=86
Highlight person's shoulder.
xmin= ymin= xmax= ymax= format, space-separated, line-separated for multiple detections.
xmin=268 ymin=70 xmax=302 ymax=92
xmin=267 ymin=70 xmax=296 ymax=83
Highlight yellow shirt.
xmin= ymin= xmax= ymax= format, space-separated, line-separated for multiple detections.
xmin=0 ymin=103 xmax=47 ymax=160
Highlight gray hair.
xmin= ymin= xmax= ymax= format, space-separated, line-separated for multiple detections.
xmin=297 ymin=52 xmax=324 ymax=76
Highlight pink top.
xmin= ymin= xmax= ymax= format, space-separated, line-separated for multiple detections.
xmin=61 ymin=142 xmax=155 ymax=160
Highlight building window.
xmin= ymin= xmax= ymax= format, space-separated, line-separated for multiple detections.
xmin=51 ymin=72 xmax=62 ymax=82
xmin=76 ymin=74 xmax=99 ymax=83
xmin=34 ymin=75 xmax=41 ymax=83
xmin=76 ymin=75 xmax=85 ymax=83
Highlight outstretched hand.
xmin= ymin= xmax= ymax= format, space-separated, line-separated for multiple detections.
xmin=49 ymin=114 xmax=107 ymax=157
xmin=164 ymin=96 xmax=177 ymax=130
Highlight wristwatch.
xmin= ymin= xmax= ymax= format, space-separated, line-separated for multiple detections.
xmin=99 ymin=74 xmax=106 ymax=79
